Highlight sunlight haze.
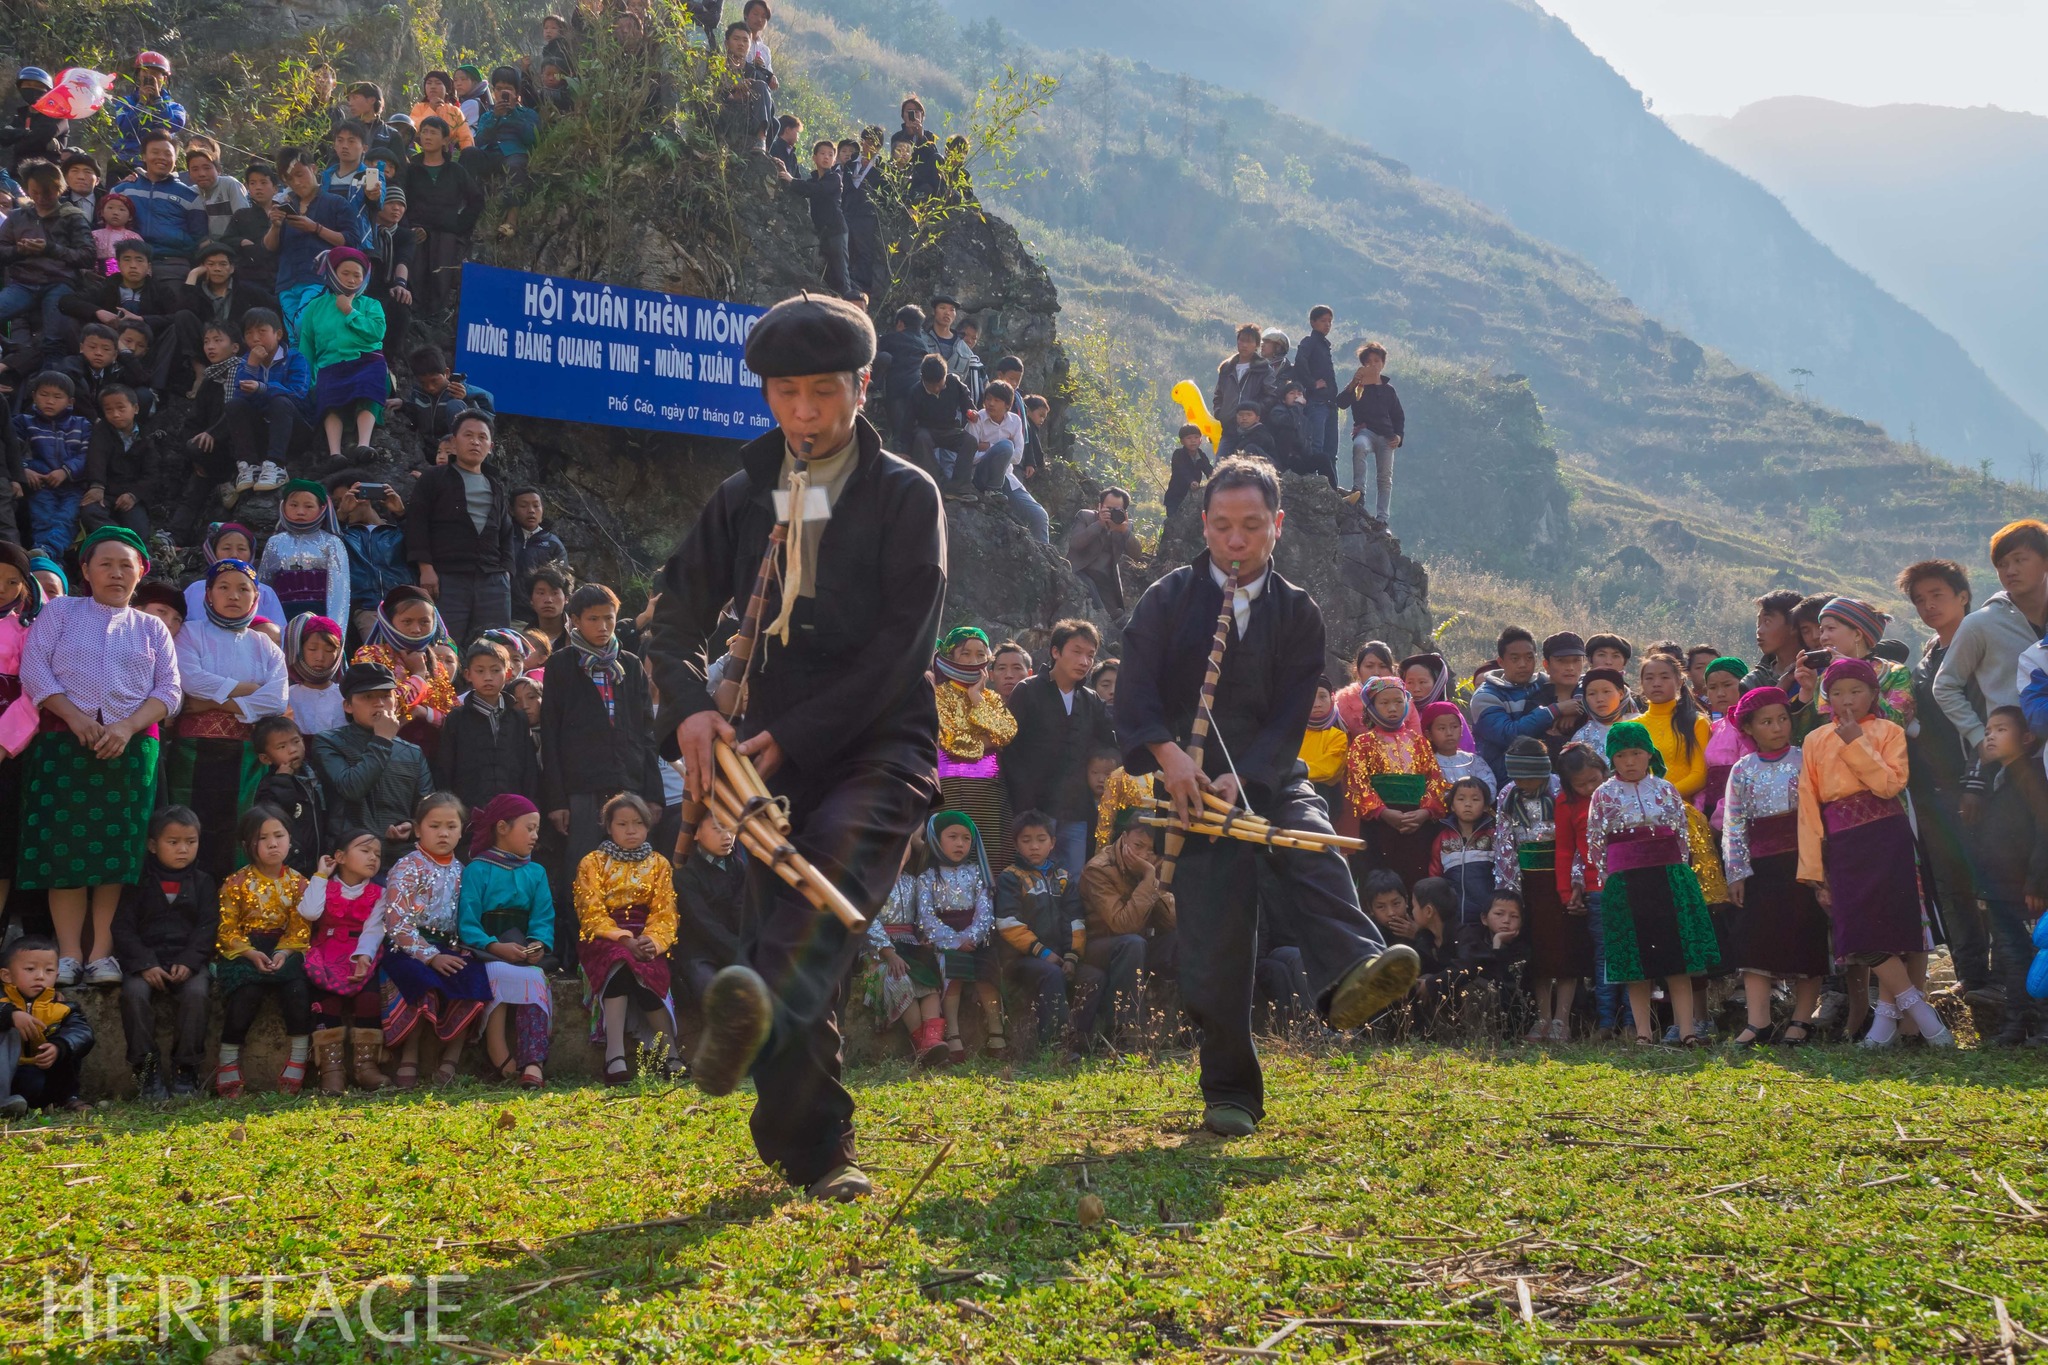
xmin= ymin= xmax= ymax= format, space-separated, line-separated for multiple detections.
xmin=1537 ymin=0 xmax=2048 ymax=116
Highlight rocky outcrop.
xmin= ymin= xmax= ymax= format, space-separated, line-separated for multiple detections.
xmin=1152 ymin=474 xmax=1435 ymax=676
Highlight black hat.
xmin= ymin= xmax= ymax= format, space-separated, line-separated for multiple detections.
xmin=743 ymin=294 xmax=877 ymax=379
xmin=340 ymin=662 xmax=398 ymax=698
xmin=1541 ymin=630 xmax=1587 ymax=659
xmin=928 ymin=292 xmax=958 ymax=308
xmin=132 ymin=581 xmax=186 ymax=619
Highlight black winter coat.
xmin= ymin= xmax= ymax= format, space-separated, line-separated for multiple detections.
xmin=254 ymin=766 xmax=329 ymax=877
xmin=674 ymin=851 xmax=746 ymax=969
xmin=1117 ymin=552 xmax=1324 ymax=808
xmin=404 ymin=460 xmax=515 ymax=576
xmin=1004 ymin=674 xmax=1118 ymax=824
xmin=109 ymin=860 xmax=219 ymax=974
xmin=436 ymin=697 xmax=542 ymax=811
xmin=648 ymin=416 xmax=945 ymax=793
xmin=538 ymin=648 xmax=663 ymax=812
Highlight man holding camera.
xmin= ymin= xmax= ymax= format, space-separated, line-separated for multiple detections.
xmin=1067 ymin=487 xmax=1138 ymax=618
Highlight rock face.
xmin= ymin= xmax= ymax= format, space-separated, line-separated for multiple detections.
xmin=1151 ymin=473 xmax=1435 ymax=677
xmin=20 ymin=0 xmax=1432 ymax=659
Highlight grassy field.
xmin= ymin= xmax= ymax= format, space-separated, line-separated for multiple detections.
xmin=4 ymin=1042 xmax=2045 ymax=1363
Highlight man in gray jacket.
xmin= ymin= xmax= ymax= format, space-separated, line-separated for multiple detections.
xmin=1933 ymin=519 xmax=2048 ymax=755
xmin=1066 ymin=486 xmax=1138 ymax=615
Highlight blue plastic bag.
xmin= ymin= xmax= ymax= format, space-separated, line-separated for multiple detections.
xmin=2029 ymin=912 xmax=2048 ymax=1000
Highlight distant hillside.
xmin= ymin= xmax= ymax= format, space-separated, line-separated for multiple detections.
xmin=932 ymin=0 xmax=2048 ymax=482
xmin=1672 ymin=98 xmax=2048 ymax=448
xmin=788 ymin=0 xmax=2044 ymax=654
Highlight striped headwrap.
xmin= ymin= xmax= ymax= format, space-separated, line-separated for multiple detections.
xmin=1819 ymin=597 xmax=1889 ymax=650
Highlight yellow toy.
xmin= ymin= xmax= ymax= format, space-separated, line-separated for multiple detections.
xmin=1170 ymin=380 xmax=1222 ymax=449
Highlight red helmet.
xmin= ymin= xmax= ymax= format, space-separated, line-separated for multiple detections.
xmin=134 ymin=51 xmax=172 ymax=77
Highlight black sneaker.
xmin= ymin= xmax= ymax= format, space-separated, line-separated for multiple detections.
xmin=135 ymin=1055 xmax=169 ymax=1102
xmin=692 ymin=966 xmax=774 ymax=1097
xmin=169 ymin=1066 xmax=200 ymax=1099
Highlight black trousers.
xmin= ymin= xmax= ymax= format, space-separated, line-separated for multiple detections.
xmin=740 ymin=760 xmax=928 ymax=1188
xmin=1985 ymin=899 xmax=2038 ymax=1025
xmin=221 ymin=975 xmax=314 ymax=1044
xmin=910 ymin=428 xmax=977 ymax=487
xmin=120 ymin=971 xmax=211 ymax=1068
xmin=1172 ymin=776 xmax=1386 ymax=1120
xmin=847 ymin=212 xmax=883 ymax=297
xmin=78 ymin=494 xmax=152 ymax=542
xmin=1917 ymin=784 xmax=1988 ymax=989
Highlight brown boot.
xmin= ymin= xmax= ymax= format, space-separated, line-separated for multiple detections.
xmin=312 ymin=1027 xmax=348 ymax=1097
xmin=350 ymin=1028 xmax=389 ymax=1091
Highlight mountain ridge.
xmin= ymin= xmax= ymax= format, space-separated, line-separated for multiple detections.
xmin=1670 ymin=96 xmax=2048 ymax=445
xmin=932 ymin=0 xmax=2048 ymax=480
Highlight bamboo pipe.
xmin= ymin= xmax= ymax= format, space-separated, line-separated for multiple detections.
xmin=707 ymin=781 xmax=865 ymax=931
xmin=1137 ymin=816 xmax=1353 ymax=856
xmin=1137 ymin=797 xmax=1367 ymax=851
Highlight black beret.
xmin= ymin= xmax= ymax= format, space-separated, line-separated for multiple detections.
xmin=744 ymin=294 xmax=877 ymax=379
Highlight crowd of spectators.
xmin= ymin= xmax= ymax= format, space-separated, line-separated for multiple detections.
xmin=2 ymin=15 xmax=2042 ymax=1120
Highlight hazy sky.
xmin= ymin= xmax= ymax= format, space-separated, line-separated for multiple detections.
xmin=1537 ymin=1 xmax=2048 ymax=117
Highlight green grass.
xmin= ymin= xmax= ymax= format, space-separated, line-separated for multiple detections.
xmin=5 ymin=1044 xmax=2045 ymax=1362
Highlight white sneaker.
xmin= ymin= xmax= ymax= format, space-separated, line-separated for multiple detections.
xmin=233 ymin=462 xmax=256 ymax=493
xmin=254 ymin=461 xmax=286 ymax=492
xmin=83 ymin=956 xmax=122 ymax=986
xmin=56 ymin=956 xmax=80 ymax=986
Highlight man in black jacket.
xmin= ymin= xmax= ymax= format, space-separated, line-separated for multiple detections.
xmin=1337 ymin=341 xmax=1405 ymax=522
xmin=842 ymin=128 xmax=886 ymax=299
xmin=111 ymin=806 xmax=219 ymax=1099
xmin=180 ymin=240 xmax=279 ymax=335
xmin=1297 ymin=306 xmax=1338 ymax=476
xmin=404 ymin=409 xmax=516 ymax=645
xmin=540 ymin=584 xmax=664 ymax=948
xmin=1004 ymin=620 xmax=1118 ymax=878
xmin=778 ymin=139 xmax=854 ymax=300
xmin=904 ymin=353 xmax=976 ymax=492
xmin=59 ymin=239 xmax=188 ymax=394
xmin=651 ymin=294 xmax=944 ymax=1202
xmin=1117 ymin=455 xmax=1418 ymax=1138
xmin=872 ymin=304 xmax=930 ymax=446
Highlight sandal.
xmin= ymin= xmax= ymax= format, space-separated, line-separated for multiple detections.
xmin=518 ymin=1064 xmax=544 ymax=1089
xmin=944 ymin=1027 xmax=965 ymax=1064
xmin=1778 ymin=1020 xmax=1814 ymax=1047
xmin=982 ymin=1032 xmax=1008 ymax=1059
xmin=603 ymin=1056 xmax=631 ymax=1086
xmin=1730 ymin=1025 xmax=1773 ymax=1048
xmin=392 ymin=1062 xmax=421 ymax=1091
xmin=214 ymin=1060 xmax=245 ymax=1099
xmin=277 ymin=1056 xmax=309 ymax=1096
xmin=432 ymin=1060 xmax=462 ymax=1086
xmin=1680 ymin=1033 xmax=1709 ymax=1049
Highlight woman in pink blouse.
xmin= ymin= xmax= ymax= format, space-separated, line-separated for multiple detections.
xmin=17 ymin=527 xmax=182 ymax=986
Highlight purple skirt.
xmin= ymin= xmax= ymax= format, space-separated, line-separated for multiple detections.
xmin=1821 ymin=799 xmax=1928 ymax=959
xmin=314 ymin=352 xmax=390 ymax=417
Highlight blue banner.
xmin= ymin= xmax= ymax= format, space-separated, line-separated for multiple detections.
xmin=453 ymin=262 xmax=774 ymax=439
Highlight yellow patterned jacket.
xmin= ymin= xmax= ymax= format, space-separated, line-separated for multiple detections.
xmin=934 ymin=680 xmax=1017 ymax=761
xmin=1094 ymin=766 xmax=1152 ymax=846
xmin=217 ymin=866 xmax=312 ymax=957
xmin=353 ymin=644 xmax=460 ymax=723
xmin=573 ymin=850 xmax=679 ymax=950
